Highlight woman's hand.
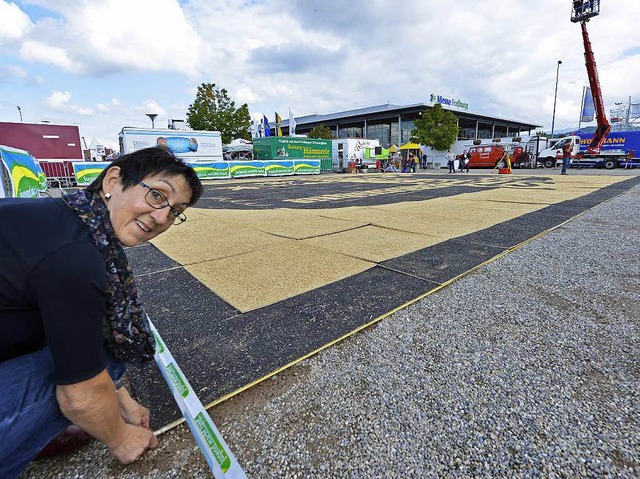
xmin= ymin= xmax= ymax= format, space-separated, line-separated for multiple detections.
xmin=108 ymin=423 xmax=158 ymax=464
xmin=57 ymin=370 xmax=157 ymax=464
xmin=116 ymin=387 xmax=150 ymax=429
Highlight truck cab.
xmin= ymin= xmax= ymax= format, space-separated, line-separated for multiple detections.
xmin=537 ymin=136 xmax=580 ymax=168
xmin=537 ymin=134 xmax=629 ymax=169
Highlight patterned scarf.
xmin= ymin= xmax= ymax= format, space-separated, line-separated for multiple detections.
xmin=62 ymin=189 xmax=155 ymax=364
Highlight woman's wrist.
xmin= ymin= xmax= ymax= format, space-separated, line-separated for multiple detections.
xmin=114 ymin=376 xmax=125 ymax=390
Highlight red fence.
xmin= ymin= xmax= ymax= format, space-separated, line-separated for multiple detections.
xmin=37 ymin=159 xmax=78 ymax=187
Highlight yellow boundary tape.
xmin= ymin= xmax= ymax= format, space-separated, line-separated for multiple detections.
xmin=153 ymin=184 xmax=636 ymax=436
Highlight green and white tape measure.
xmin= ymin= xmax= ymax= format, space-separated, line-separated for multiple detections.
xmin=149 ymin=319 xmax=247 ymax=479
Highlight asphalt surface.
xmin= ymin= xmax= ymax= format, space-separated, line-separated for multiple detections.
xmin=123 ymin=169 xmax=639 ymax=432
xmin=20 ymin=168 xmax=640 ymax=478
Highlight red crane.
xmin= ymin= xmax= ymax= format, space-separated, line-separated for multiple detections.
xmin=571 ymin=0 xmax=610 ymax=155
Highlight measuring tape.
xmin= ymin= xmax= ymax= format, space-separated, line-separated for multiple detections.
xmin=149 ymin=318 xmax=247 ymax=479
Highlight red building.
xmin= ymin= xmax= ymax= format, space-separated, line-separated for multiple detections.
xmin=0 ymin=121 xmax=83 ymax=160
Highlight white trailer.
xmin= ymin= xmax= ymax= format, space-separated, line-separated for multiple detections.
xmin=119 ymin=127 xmax=223 ymax=163
xmin=332 ymin=138 xmax=380 ymax=171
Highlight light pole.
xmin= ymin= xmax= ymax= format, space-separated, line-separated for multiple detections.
xmin=17 ymin=106 xmax=23 ymax=122
xmin=550 ymin=60 xmax=562 ymax=138
xmin=146 ymin=113 xmax=158 ymax=129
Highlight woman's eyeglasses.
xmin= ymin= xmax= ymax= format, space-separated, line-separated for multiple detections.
xmin=134 ymin=179 xmax=187 ymax=225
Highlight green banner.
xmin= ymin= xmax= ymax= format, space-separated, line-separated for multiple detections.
xmin=253 ymin=137 xmax=331 ymax=161
xmin=73 ymin=162 xmax=110 ymax=186
xmin=188 ymin=162 xmax=231 ymax=179
xmin=294 ymin=160 xmax=321 ymax=174
xmin=0 ymin=145 xmax=47 ymax=198
xmin=265 ymin=160 xmax=295 ymax=176
xmin=229 ymin=161 xmax=265 ymax=177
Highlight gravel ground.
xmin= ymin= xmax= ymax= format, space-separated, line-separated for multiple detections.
xmin=21 ymin=183 xmax=639 ymax=479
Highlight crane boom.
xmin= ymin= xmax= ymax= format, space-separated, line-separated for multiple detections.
xmin=580 ymin=20 xmax=610 ymax=154
xmin=572 ymin=0 xmax=610 ymax=155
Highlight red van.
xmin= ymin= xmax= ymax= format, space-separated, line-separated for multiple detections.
xmin=467 ymin=144 xmax=528 ymax=168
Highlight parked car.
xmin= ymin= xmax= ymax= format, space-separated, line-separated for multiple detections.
xmin=467 ymin=144 xmax=529 ymax=168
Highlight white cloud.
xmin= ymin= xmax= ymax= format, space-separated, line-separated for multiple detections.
xmin=45 ymin=90 xmax=72 ymax=109
xmin=0 ymin=64 xmax=28 ymax=79
xmin=20 ymin=40 xmax=76 ymax=71
xmin=134 ymin=100 xmax=166 ymax=117
xmin=0 ymin=1 xmax=32 ymax=42
xmin=45 ymin=90 xmax=93 ymax=115
xmin=72 ymin=105 xmax=94 ymax=115
xmin=16 ymin=0 xmax=205 ymax=76
xmin=96 ymin=103 xmax=109 ymax=112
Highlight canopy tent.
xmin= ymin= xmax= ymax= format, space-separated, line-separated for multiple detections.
xmin=222 ymin=144 xmax=253 ymax=153
xmin=222 ymin=143 xmax=253 ymax=160
xmin=227 ymin=138 xmax=252 ymax=147
xmin=388 ymin=144 xmax=399 ymax=153
xmin=399 ymin=142 xmax=421 ymax=150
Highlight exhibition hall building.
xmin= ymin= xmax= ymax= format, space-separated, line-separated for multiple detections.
xmin=281 ymin=100 xmax=541 ymax=148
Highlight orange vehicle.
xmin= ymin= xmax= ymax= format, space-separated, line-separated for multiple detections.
xmin=467 ymin=144 xmax=529 ymax=168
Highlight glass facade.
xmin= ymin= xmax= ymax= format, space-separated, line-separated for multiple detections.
xmin=366 ymin=123 xmax=391 ymax=147
xmin=457 ymin=117 xmax=477 ymax=140
xmin=477 ymin=122 xmax=493 ymax=139
xmin=384 ymin=119 xmax=417 ymax=146
xmin=338 ymin=125 xmax=363 ymax=138
xmin=390 ymin=122 xmax=399 ymax=146
xmin=493 ymin=124 xmax=508 ymax=138
xmin=401 ymin=120 xmax=415 ymax=144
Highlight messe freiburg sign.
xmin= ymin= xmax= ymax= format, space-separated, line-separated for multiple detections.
xmin=429 ymin=93 xmax=469 ymax=110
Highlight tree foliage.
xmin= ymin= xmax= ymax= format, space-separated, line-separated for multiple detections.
xmin=307 ymin=124 xmax=334 ymax=139
xmin=186 ymin=83 xmax=251 ymax=144
xmin=411 ymin=103 xmax=459 ymax=151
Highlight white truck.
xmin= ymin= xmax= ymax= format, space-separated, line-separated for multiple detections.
xmin=119 ymin=127 xmax=223 ymax=163
xmin=332 ymin=138 xmax=381 ymax=171
xmin=537 ymin=134 xmax=629 ymax=169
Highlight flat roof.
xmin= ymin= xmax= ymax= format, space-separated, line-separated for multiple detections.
xmin=279 ymin=103 xmax=540 ymax=130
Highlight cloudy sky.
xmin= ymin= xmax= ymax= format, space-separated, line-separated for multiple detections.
xmin=1 ymin=0 xmax=639 ymax=149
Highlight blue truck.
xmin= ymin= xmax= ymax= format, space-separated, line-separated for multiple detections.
xmin=537 ymin=130 xmax=640 ymax=169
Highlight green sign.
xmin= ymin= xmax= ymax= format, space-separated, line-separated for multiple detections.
xmin=189 ymin=162 xmax=231 ymax=179
xmin=230 ymin=161 xmax=265 ymax=177
xmin=0 ymin=145 xmax=47 ymax=198
xmin=265 ymin=160 xmax=295 ymax=176
xmin=253 ymin=137 xmax=331 ymax=161
xmin=294 ymin=160 xmax=321 ymax=174
xmin=73 ymin=162 xmax=110 ymax=186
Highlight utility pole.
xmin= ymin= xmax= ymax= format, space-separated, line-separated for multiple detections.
xmin=550 ymin=60 xmax=562 ymax=138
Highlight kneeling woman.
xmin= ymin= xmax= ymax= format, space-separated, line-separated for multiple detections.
xmin=0 ymin=147 xmax=203 ymax=478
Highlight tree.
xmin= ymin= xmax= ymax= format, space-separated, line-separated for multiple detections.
xmin=308 ymin=124 xmax=334 ymax=139
xmin=186 ymin=83 xmax=251 ymax=144
xmin=411 ymin=103 xmax=459 ymax=151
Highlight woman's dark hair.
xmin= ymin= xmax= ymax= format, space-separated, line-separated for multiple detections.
xmin=86 ymin=147 xmax=203 ymax=206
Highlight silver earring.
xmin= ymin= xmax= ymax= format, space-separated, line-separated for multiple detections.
xmin=105 ymin=193 xmax=111 ymax=200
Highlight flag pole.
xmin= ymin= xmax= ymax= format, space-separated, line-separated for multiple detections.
xmin=578 ymin=85 xmax=586 ymax=131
